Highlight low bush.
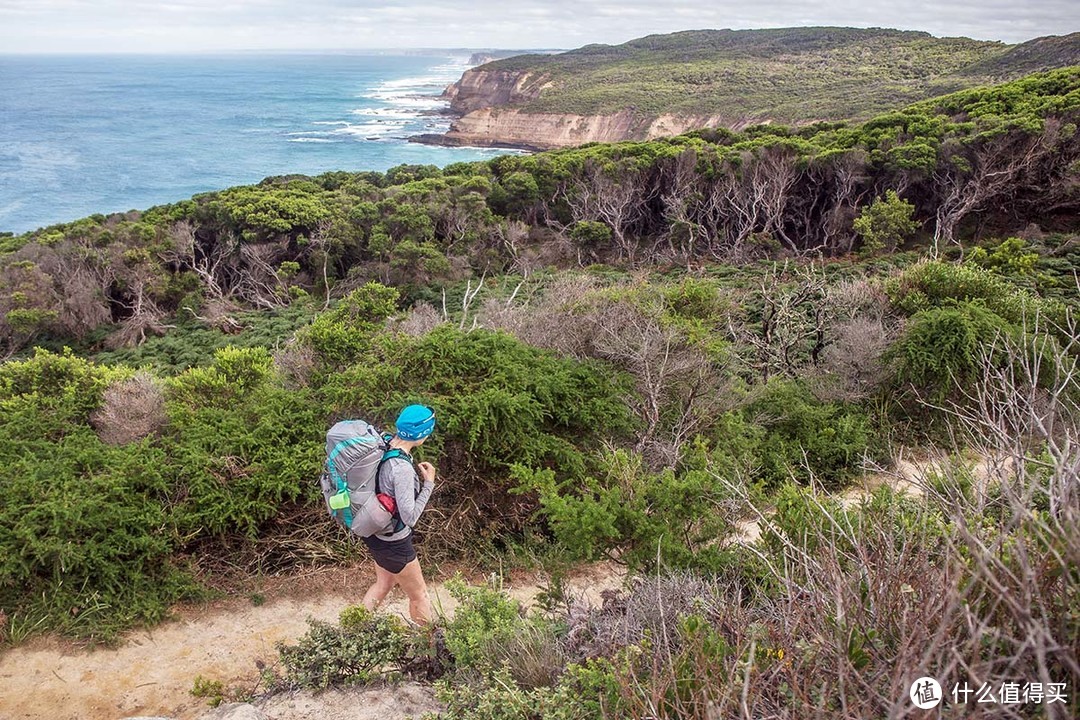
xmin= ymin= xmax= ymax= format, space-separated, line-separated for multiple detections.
xmin=746 ymin=379 xmax=880 ymax=489
xmin=887 ymin=300 xmax=1015 ymax=401
xmin=853 ymin=190 xmax=918 ymax=256
xmin=443 ymin=577 xmax=528 ymax=674
xmin=432 ymin=577 xmax=619 ymax=720
xmin=885 ymin=260 xmax=1067 ymax=332
xmin=0 ymin=423 xmax=197 ymax=641
xmin=0 ymin=350 xmax=197 ymax=642
xmin=966 ymin=236 xmax=1041 ymax=276
xmin=273 ymin=605 xmax=408 ymax=689
xmin=319 ymin=325 xmax=637 ymax=552
xmin=298 ymin=282 xmax=399 ymax=370
xmin=514 ymin=443 xmax=749 ymax=572
xmin=164 ymin=347 xmax=324 ymax=539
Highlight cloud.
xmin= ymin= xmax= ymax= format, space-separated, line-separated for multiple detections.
xmin=0 ymin=0 xmax=1076 ymax=52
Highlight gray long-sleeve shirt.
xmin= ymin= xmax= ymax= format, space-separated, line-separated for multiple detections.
xmin=375 ymin=454 xmax=433 ymax=541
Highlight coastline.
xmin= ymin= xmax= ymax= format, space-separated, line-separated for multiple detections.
xmin=0 ymin=54 xmax=513 ymax=235
xmin=407 ymin=130 xmax=543 ymax=153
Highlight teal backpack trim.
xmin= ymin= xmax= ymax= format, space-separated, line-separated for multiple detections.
xmin=327 ymin=435 xmax=376 ymax=527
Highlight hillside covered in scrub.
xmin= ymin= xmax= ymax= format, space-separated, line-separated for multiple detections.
xmin=0 ymin=67 xmax=1078 ymax=719
xmin=422 ymin=26 xmax=1080 ymax=149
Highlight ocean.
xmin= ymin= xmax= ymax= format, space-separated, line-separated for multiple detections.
xmin=0 ymin=53 xmax=518 ymax=234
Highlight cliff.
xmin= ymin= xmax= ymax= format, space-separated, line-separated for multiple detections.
xmin=414 ymin=28 xmax=1080 ymax=151
xmin=428 ymin=64 xmax=759 ymax=149
xmin=419 ymin=107 xmax=759 ymax=150
xmin=443 ymin=69 xmax=552 ymax=114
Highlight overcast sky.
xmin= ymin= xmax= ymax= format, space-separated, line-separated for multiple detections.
xmin=0 ymin=0 xmax=1076 ymax=53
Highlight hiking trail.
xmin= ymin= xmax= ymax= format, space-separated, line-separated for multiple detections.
xmin=0 ymin=562 xmax=624 ymax=720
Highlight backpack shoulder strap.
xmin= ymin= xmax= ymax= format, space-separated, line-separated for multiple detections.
xmin=375 ymin=448 xmax=415 ymax=534
xmin=375 ymin=448 xmax=409 ymax=494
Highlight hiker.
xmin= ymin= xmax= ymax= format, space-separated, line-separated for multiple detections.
xmin=361 ymin=404 xmax=437 ymax=624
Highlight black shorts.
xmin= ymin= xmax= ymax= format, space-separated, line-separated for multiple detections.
xmin=362 ymin=533 xmax=417 ymax=574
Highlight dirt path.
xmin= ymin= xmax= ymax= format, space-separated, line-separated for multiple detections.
xmin=0 ymin=562 xmax=624 ymax=720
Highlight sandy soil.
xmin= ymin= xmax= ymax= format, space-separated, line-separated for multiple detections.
xmin=253 ymin=682 xmax=442 ymax=720
xmin=0 ymin=562 xmax=624 ymax=720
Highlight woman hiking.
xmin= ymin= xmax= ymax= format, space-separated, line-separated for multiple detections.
xmin=361 ymin=404 xmax=437 ymax=625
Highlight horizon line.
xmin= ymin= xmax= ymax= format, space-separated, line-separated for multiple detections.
xmin=3 ymin=25 xmax=1074 ymax=56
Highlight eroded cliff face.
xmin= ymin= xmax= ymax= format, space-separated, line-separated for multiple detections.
xmin=444 ymin=69 xmax=552 ymax=114
xmin=432 ymin=107 xmax=755 ymax=150
xmin=431 ymin=67 xmax=748 ymax=149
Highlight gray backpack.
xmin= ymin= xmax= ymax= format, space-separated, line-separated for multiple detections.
xmin=319 ymin=419 xmax=400 ymax=537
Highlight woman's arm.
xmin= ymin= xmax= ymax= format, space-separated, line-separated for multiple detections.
xmin=390 ymin=460 xmax=433 ymax=528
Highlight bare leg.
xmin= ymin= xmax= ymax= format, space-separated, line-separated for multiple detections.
xmin=394 ymin=558 xmax=432 ymax=625
xmin=363 ymin=563 xmax=397 ymax=612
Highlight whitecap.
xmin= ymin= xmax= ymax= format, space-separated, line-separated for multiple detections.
xmin=361 ymin=94 xmax=445 ymax=110
xmin=379 ymin=75 xmax=450 ymax=88
xmin=334 ymin=122 xmax=407 ymax=137
xmin=284 ymin=58 xmax=465 ymax=147
xmin=350 ymin=108 xmax=420 ymax=119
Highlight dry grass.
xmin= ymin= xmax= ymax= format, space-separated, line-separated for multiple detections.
xmin=547 ymin=318 xmax=1079 ymax=719
xmin=272 ymin=338 xmax=318 ymax=389
xmin=392 ymin=302 xmax=446 ymax=337
xmin=90 ymin=371 xmax=168 ymax=445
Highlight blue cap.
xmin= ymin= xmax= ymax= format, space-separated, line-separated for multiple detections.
xmin=396 ymin=404 xmax=436 ymax=441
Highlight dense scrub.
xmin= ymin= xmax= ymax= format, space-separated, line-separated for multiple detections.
xmin=260 ymin=448 xmax=1078 ymax=719
xmin=219 ymin=311 xmax=1077 ymax=718
xmin=2 ymin=241 xmax=1076 ymax=643
xmin=2 ymin=69 xmax=1078 ymax=360
xmin=0 ymin=284 xmax=636 ymax=641
xmin=477 ymin=27 xmax=1079 ymax=119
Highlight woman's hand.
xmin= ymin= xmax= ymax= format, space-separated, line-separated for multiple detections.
xmin=417 ymin=461 xmax=436 ymax=485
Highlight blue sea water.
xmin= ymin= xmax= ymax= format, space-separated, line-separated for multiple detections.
xmin=0 ymin=53 xmax=519 ymax=234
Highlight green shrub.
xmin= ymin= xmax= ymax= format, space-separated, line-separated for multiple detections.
xmin=433 ymin=666 xmax=542 ymax=720
xmin=0 ymin=350 xmax=197 ymax=641
xmin=747 ymin=380 xmax=879 ymax=489
xmin=885 ymin=260 xmax=1059 ymax=327
xmin=516 ymin=418 xmax=756 ymax=569
xmin=0 ymin=347 xmax=126 ymax=429
xmin=320 ymin=326 xmax=635 ymax=545
xmin=569 ymin=221 xmax=612 ymax=249
xmin=157 ymin=343 xmax=323 ymax=539
xmin=853 ymin=190 xmax=918 ymax=256
xmin=0 ymin=421 xmax=194 ymax=641
xmin=165 ymin=345 xmax=274 ymax=409
xmin=433 ymin=661 xmax=618 ymax=720
xmin=164 ymin=382 xmax=323 ymax=538
xmin=887 ymin=301 xmax=1014 ymax=400
xmin=434 ymin=581 xmax=619 ymax=720
xmin=300 ymin=282 xmax=399 ymax=369
xmin=275 ymin=605 xmax=408 ymax=689
xmin=443 ymin=577 xmax=527 ymax=673
xmin=966 ymin=237 xmax=1040 ymax=276
xmin=190 ymin=675 xmax=227 ymax=707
